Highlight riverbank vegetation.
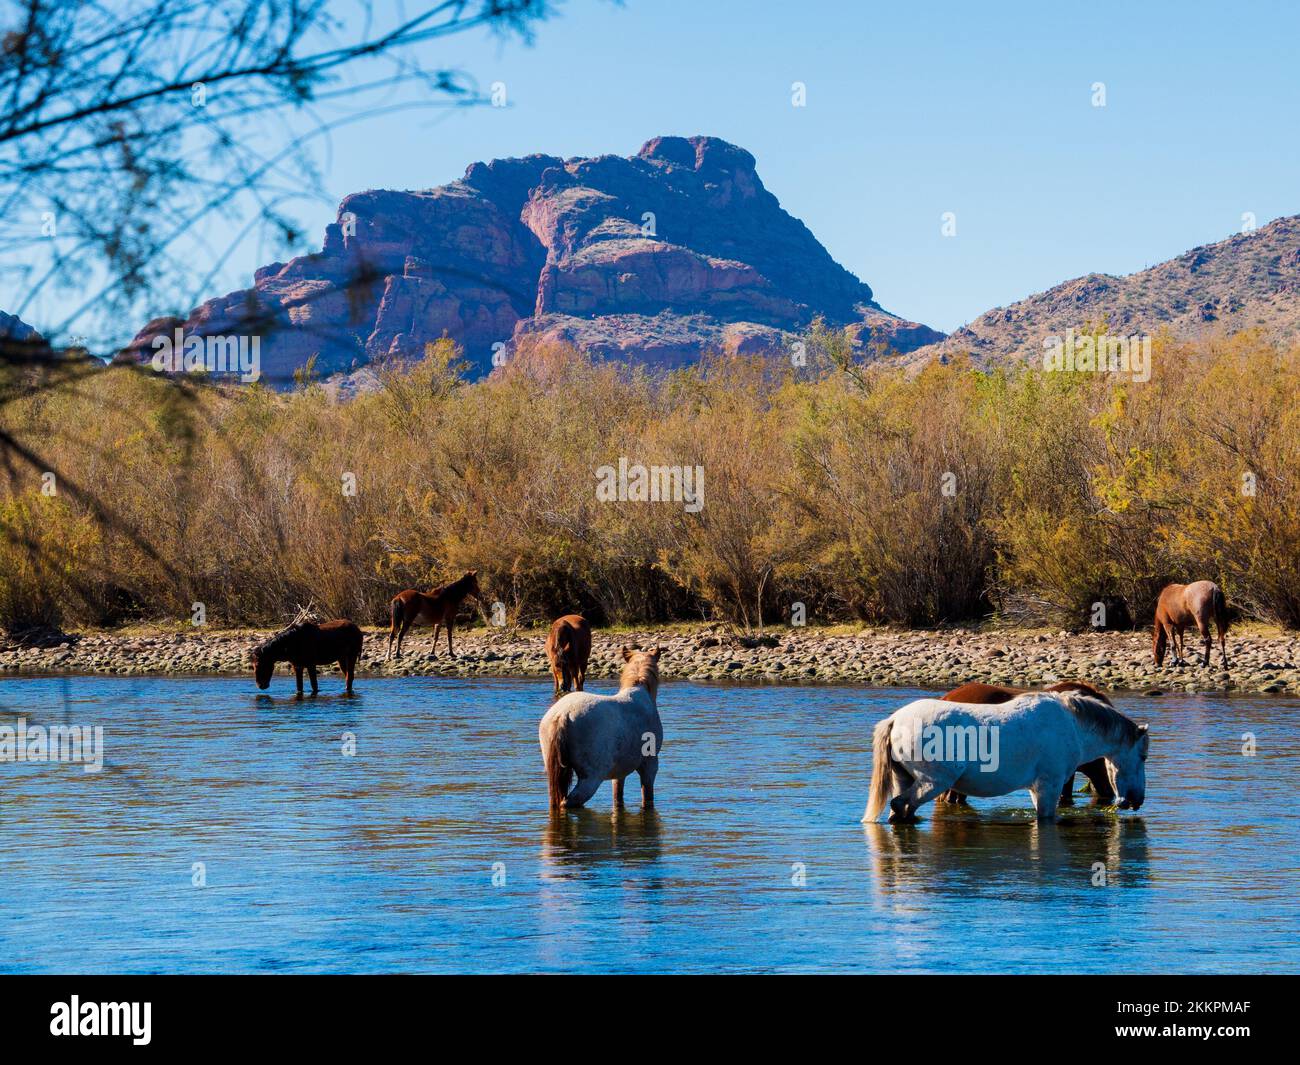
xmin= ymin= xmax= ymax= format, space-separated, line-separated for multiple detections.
xmin=2 ymin=329 xmax=1298 ymax=632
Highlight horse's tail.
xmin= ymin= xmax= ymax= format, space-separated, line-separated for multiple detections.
xmin=544 ymin=727 xmax=572 ymax=810
xmin=1212 ymin=584 xmax=1229 ymax=632
xmin=864 ymin=717 xmax=897 ymax=822
xmin=556 ymin=626 xmax=581 ymax=681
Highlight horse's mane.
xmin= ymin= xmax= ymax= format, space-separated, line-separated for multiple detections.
xmin=1045 ymin=680 xmax=1112 ymax=705
xmin=619 ymin=653 xmax=660 ymax=699
xmin=1061 ymin=692 xmax=1142 ymax=743
xmin=254 ymin=621 xmax=315 ymax=658
xmin=429 ymin=571 xmax=477 ymax=599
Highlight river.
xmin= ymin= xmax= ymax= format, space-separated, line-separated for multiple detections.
xmin=1 ymin=676 xmax=1295 ymax=973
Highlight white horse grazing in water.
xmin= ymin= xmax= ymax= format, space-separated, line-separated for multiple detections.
xmin=863 ymin=691 xmax=1149 ymax=823
xmin=539 ymin=646 xmax=664 ymax=810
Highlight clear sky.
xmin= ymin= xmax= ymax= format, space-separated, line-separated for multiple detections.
xmin=227 ymin=0 xmax=1300 ymax=333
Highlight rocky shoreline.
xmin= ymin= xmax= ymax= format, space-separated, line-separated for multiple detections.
xmin=0 ymin=624 xmax=1297 ymax=695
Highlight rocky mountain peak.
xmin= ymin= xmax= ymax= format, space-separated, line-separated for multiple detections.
xmin=121 ymin=136 xmax=942 ymax=385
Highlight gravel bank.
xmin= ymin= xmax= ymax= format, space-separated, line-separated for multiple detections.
xmin=1 ymin=625 xmax=1296 ymax=695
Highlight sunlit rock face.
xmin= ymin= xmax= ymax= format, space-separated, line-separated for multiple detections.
xmin=124 ymin=136 xmax=942 ymax=385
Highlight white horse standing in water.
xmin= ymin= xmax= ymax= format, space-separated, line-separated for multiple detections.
xmin=539 ymin=646 xmax=664 ymax=810
xmin=864 ymin=692 xmax=1149 ymax=823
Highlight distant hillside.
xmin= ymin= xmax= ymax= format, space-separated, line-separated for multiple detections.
xmin=121 ymin=135 xmax=942 ymax=385
xmin=0 ymin=310 xmax=52 ymax=363
xmin=0 ymin=310 xmax=43 ymax=345
xmin=905 ymin=215 xmax=1300 ymax=367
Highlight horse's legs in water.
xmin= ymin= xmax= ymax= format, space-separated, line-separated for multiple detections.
xmin=563 ymin=775 xmax=603 ymax=810
xmin=307 ymin=663 xmax=318 ymax=695
xmin=638 ymin=758 xmax=658 ymax=808
xmin=1078 ymin=758 xmax=1113 ymax=801
xmin=1030 ymin=774 xmax=1070 ymax=821
xmin=612 ymin=776 xmax=625 ymax=807
xmin=294 ymin=664 xmax=304 ymax=697
xmin=575 ymin=666 xmax=586 ymax=691
xmin=1058 ymin=771 xmax=1075 ymax=806
xmin=888 ymin=777 xmax=946 ymax=823
xmin=938 ymin=790 xmax=969 ymax=806
xmin=339 ymin=659 xmax=353 ymax=695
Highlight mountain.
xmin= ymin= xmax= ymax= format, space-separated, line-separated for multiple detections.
xmin=905 ymin=215 xmax=1300 ymax=367
xmin=121 ymin=136 xmax=942 ymax=383
xmin=0 ymin=311 xmax=53 ymax=363
xmin=1 ymin=310 xmax=40 ymax=342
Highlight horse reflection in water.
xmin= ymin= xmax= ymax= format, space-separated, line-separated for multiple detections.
xmin=864 ymin=812 xmax=1151 ymax=898
xmin=539 ymin=808 xmax=664 ymax=875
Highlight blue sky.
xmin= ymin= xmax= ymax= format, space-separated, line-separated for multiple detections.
xmin=242 ymin=0 xmax=1300 ymax=333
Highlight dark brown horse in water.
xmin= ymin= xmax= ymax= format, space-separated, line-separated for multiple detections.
xmin=545 ymin=614 xmax=592 ymax=696
xmin=1154 ymin=580 xmax=1229 ymax=668
xmin=938 ymin=680 xmax=1116 ymax=807
xmin=253 ymin=619 xmax=363 ymax=696
xmin=386 ymin=570 xmax=482 ymax=660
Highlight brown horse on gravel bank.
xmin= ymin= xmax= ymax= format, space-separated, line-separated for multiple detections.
xmin=938 ymin=680 xmax=1116 ymax=807
xmin=253 ymin=619 xmax=363 ymax=696
xmin=386 ymin=571 xmax=482 ymax=661
xmin=1154 ymin=580 xmax=1229 ymax=669
xmin=545 ymin=614 xmax=592 ymax=697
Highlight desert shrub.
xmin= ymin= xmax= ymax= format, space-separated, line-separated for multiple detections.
xmin=0 ymin=494 xmax=104 ymax=630
xmin=1169 ymin=334 xmax=1300 ymax=626
xmin=3 ymin=331 xmax=1299 ymax=630
xmin=784 ymin=357 xmax=1003 ymax=625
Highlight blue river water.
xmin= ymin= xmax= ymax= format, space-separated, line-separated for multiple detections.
xmin=0 ymin=675 xmax=1296 ymax=973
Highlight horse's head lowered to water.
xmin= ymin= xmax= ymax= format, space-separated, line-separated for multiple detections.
xmin=1063 ymin=692 xmax=1149 ymax=810
xmin=251 ymin=627 xmax=298 ymax=689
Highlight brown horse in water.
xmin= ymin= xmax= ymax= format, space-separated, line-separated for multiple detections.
xmin=387 ymin=571 xmax=482 ymax=660
xmin=253 ymin=619 xmax=363 ymax=696
xmin=1154 ymin=580 xmax=1229 ymax=668
xmin=546 ymin=614 xmax=592 ymax=696
xmin=938 ymin=680 xmax=1116 ymax=807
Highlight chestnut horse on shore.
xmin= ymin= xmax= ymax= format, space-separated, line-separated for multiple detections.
xmin=545 ymin=614 xmax=592 ymax=696
xmin=1154 ymin=580 xmax=1229 ymax=668
xmin=938 ymin=680 xmax=1116 ymax=807
xmin=253 ymin=619 xmax=363 ymax=696
xmin=387 ymin=571 xmax=482 ymax=660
